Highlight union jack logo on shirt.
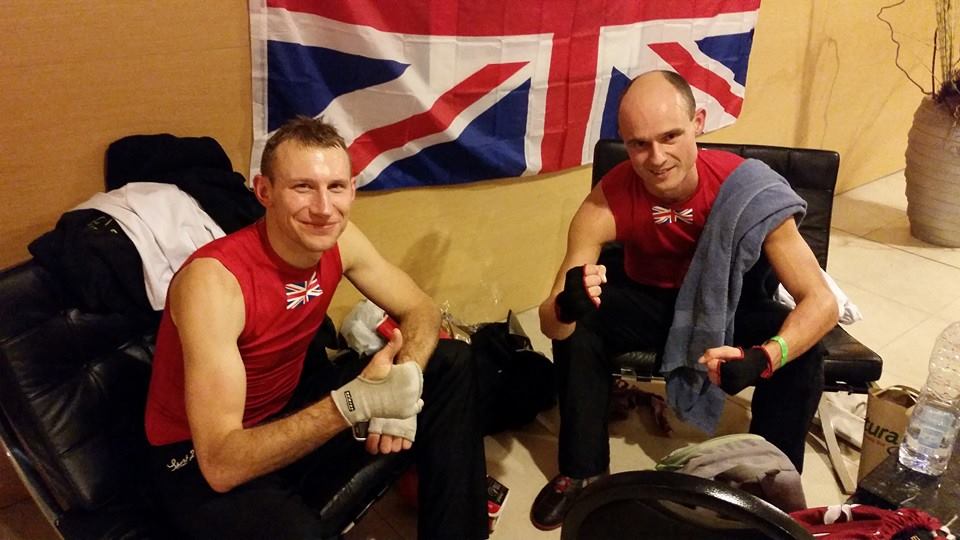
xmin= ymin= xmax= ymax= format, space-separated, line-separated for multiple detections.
xmin=285 ymin=272 xmax=323 ymax=310
xmin=652 ymin=206 xmax=694 ymax=225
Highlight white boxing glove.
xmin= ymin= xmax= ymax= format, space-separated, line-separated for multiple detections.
xmin=330 ymin=362 xmax=423 ymax=425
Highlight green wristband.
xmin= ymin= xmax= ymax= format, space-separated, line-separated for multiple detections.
xmin=768 ymin=335 xmax=788 ymax=369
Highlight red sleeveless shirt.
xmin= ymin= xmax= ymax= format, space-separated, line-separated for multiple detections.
xmin=600 ymin=149 xmax=744 ymax=288
xmin=145 ymin=220 xmax=342 ymax=445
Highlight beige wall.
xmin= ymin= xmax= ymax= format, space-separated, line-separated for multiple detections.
xmin=0 ymin=1 xmax=934 ymax=323
xmin=0 ymin=2 xmax=252 ymax=273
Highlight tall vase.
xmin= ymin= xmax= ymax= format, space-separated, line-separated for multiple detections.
xmin=905 ymin=97 xmax=960 ymax=247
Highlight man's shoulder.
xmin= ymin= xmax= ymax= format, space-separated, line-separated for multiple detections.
xmin=336 ymin=221 xmax=370 ymax=274
xmin=190 ymin=223 xmax=261 ymax=264
xmin=598 ymin=160 xmax=638 ymax=200
xmin=168 ymin=256 xmax=243 ymax=321
xmin=175 ymin=256 xmax=235 ymax=287
xmin=174 ymin=224 xmax=261 ymax=296
xmin=698 ymin=148 xmax=744 ymax=170
xmin=698 ymin=149 xmax=747 ymax=188
xmin=600 ymin=160 xmax=636 ymax=183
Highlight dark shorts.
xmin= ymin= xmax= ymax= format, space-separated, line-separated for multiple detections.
xmin=148 ymin=340 xmax=488 ymax=540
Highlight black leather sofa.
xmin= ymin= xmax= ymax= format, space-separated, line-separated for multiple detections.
xmin=592 ymin=140 xmax=883 ymax=493
xmin=0 ymin=260 xmax=411 ymax=539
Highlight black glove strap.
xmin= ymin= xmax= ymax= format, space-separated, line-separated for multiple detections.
xmin=554 ymin=266 xmax=596 ymax=323
xmin=719 ymin=347 xmax=769 ymax=395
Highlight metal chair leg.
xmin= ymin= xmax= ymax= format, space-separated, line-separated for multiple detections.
xmin=817 ymin=397 xmax=857 ymax=494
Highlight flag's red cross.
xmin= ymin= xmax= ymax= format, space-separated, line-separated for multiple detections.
xmin=269 ymin=0 xmax=757 ymax=172
xmin=652 ymin=206 xmax=694 ymax=225
xmin=285 ymin=271 xmax=323 ymax=310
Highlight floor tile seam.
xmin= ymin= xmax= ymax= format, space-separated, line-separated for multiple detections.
xmin=834 ymin=278 xmax=955 ymax=318
xmin=833 ymin=170 xmax=905 ymax=198
xmin=368 ymin=505 xmax=408 ymax=540
xmin=0 ymin=491 xmax=33 ymax=510
xmin=832 ymin=192 xmax=906 ymax=208
xmin=881 ymin=310 xmax=953 ymax=340
xmin=878 ymin=280 xmax=960 ymax=315
xmin=828 ymin=240 xmax=960 ymax=312
xmin=873 ymin=314 xmax=948 ymax=364
xmin=828 ymin=292 xmax=926 ymax=351
xmin=830 ymin=213 xmax=905 ymax=239
xmin=829 ymin=223 xmax=874 ymax=238
xmin=830 ymin=220 xmax=960 ymax=271
xmin=886 ymin=244 xmax=960 ymax=271
xmin=879 ymin=309 xmax=947 ymax=345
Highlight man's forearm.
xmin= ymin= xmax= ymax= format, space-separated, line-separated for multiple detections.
xmin=769 ymin=291 xmax=838 ymax=365
xmin=395 ymin=300 xmax=440 ymax=369
xmin=539 ymin=296 xmax=575 ymax=341
xmin=197 ymin=397 xmax=348 ymax=493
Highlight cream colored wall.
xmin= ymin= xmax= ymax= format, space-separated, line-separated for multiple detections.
xmin=0 ymin=2 xmax=252 ymax=271
xmin=702 ymin=0 xmax=933 ymax=190
xmin=0 ymin=1 xmax=934 ymax=323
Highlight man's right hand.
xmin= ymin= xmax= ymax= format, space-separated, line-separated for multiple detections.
xmin=554 ymin=264 xmax=607 ymax=323
xmin=699 ymin=345 xmax=772 ymax=395
xmin=331 ymin=329 xmax=424 ymax=425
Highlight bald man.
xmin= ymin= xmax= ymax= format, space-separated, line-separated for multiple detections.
xmin=530 ymin=71 xmax=838 ymax=530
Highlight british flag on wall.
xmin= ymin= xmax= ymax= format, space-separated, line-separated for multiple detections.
xmin=249 ymin=1 xmax=760 ymax=190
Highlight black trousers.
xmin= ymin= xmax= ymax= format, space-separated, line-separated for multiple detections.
xmin=148 ymin=340 xmax=488 ymax=540
xmin=554 ymin=278 xmax=824 ymax=477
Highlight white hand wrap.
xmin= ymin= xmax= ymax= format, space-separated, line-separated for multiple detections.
xmin=330 ymin=362 xmax=424 ymax=425
xmin=369 ymin=416 xmax=418 ymax=442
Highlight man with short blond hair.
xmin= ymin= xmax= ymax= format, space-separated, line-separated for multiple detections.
xmin=145 ymin=117 xmax=488 ymax=539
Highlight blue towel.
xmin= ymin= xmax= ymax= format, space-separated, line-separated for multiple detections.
xmin=660 ymin=159 xmax=807 ymax=433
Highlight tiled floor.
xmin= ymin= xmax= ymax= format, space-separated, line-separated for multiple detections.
xmin=4 ymin=169 xmax=960 ymax=539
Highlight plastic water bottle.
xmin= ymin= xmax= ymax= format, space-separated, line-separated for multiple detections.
xmin=898 ymin=322 xmax=960 ymax=475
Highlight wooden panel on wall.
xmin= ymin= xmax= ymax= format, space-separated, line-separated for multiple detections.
xmin=328 ymin=167 xmax=589 ymax=324
xmin=701 ymin=0 xmax=934 ymax=192
xmin=0 ymin=1 xmax=251 ymax=268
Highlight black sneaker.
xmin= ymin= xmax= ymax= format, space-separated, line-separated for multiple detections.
xmin=529 ymin=473 xmax=605 ymax=531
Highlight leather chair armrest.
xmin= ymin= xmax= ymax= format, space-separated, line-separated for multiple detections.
xmin=821 ymin=326 xmax=882 ymax=392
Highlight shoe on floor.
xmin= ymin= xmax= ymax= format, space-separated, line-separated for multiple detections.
xmin=530 ymin=472 xmax=606 ymax=531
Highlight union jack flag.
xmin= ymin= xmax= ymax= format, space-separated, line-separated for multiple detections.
xmin=652 ymin=206 xmax=694 ymax=225
xmin=285 ymin=271 xmax=323 ymax=310
xmin=250 ymin=1 xmax=759 ymax=190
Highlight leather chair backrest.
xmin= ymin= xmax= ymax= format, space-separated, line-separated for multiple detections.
xmin=0 ymin=261 xmax=154 ymax=512
xmin=591 ymin=140 xmax=840 ymax=270
xmin=0 ymin=259 xmax=409 ymax=538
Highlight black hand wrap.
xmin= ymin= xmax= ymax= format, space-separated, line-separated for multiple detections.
xmin=555 ymin=266 xmax=596 ymax=323
xmin=719 ymin=347 xmax=769 ymax=395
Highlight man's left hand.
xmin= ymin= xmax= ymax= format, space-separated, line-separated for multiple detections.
xmin=365 ymin=416 xmax=416 ymax=454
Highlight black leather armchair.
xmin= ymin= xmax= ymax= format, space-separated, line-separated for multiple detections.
xmin=561 ymin=470 xmax=813 ymax=539
xmin=0 ymin=260 xmax=411 ymax=539
xmin=591 ymin=140 xmax=882 ymax=493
